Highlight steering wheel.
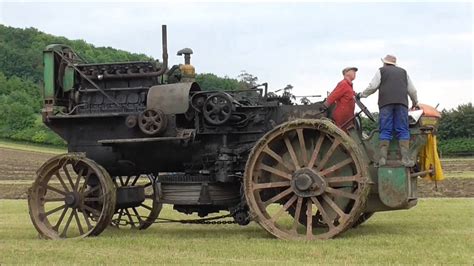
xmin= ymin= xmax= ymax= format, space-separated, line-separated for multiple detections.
xmin=203 ymin=93 xmax=234 ymax=125
xmin=355 ymin=97 xmax=376 ymax=122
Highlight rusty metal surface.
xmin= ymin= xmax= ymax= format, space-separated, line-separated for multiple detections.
xmin=244 ymin=119 xmax=370 ymax=240
xmin=28 ymin=154 xmax=116 ymax=239
xmin=146 ymin=82 xmax=200 ymax=114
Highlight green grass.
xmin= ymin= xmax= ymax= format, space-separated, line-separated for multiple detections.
xmin=0 ymin=199 xmax=473 ymax=264
xmin=0 ymin=138 xmax=66 ymax=154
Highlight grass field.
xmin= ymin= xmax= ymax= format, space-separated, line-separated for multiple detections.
xmin=0 ymin=199 xmax=473 ymax=265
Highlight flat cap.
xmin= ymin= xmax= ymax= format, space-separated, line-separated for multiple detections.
xmin=342 ymin=67 xmax=358 ymax=75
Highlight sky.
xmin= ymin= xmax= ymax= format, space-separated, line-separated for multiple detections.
xmin=0 ymin=1 xmax=472 ymax=111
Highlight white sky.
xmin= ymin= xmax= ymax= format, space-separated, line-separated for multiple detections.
xmin=0 ymin=1 xmax=472 ymax=111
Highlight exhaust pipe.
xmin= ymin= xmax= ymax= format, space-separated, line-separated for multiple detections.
xmin=156 ymin=24 xmax=168 ymax=76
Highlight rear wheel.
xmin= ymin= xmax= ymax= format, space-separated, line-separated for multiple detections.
xmin=244 ymin=119 xmax=370 ymax=240
xmin=111 ymin=174 xmax=161 ymax=229
xmin=28 ymin=154 xmax=116 ymax=239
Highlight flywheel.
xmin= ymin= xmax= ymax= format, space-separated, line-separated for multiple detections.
xmin=244 ymin=119 xmax=370 ymax=240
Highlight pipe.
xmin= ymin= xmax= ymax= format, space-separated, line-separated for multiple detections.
xmin=156 ymin=24 xmax=168 ymax=76
xmin=410 ymin=169 xmax=434 ymax=178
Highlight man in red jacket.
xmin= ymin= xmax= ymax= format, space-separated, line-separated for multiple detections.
xmin=323 ymin=67 xmax=358 ymax=131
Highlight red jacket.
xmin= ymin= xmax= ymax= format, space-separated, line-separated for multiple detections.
xmin=326 ymin=79 xmax=356 ymax=130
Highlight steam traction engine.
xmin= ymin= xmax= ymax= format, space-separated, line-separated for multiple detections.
xmin=28 ymin=26 xmax=440 ymax=240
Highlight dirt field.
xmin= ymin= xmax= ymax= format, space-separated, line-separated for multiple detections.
xmin=0 ymin=147 xmax=473 ymax=199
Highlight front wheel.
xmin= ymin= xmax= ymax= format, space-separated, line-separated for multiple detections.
xmin=244 ymin=119 xmax=370 ymax=240
xmin=28 ymin=154 xmax=116 ymax=239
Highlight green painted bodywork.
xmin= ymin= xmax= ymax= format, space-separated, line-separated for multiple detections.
xmin=377 ymin=167 xmax=415 ymax=208
xmin=43 ymin=51 xmax=55 ymax=101
xmin=62 ymin=66 xmax=75 ymax=92
xmin=42 ymin=44 xmax=76 ymax=101
xmin=348 ymin=127 xmax=425 ymax=213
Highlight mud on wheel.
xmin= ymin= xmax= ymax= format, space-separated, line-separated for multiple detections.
xmin=28 ymin=154 xmax=116 ymax=239
xmin=244 ymin=119 xmax=370 ymax=240
xmin=111 ymin=174 xmax=162 ymax=229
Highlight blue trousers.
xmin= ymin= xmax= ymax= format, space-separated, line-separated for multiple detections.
xmin=379 ymin=104 xmax=410 ymax=141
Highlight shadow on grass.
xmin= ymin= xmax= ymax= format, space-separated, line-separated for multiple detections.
xmin=102 ymin=223 xmax=274 ymax=240
xmin=100 ymin=220 xmax=411 ymax=241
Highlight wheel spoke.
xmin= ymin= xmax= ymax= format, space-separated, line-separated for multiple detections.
xmin=61 ymin=210 xmax=74 ymax=237
xmin=264 ymin=187 xmax=293 ymax=207
xmin=321 ymin=194 xmax=347 ymax=219
xmin=81 ymin=207 xmax=93 ymax=230
xmin=55 ymin=173 xmax=70 ymax=193
xmin=83 ymin=205 xmax=101 ymax=217
xmin=124 ymin=209 xmax=135 ymax=228
xmin=84 ymin=197 xmax=100 ymax=202
xmin=284 ymin=136 xmax=300 ymax=170
xmin=319 ymin=158 xmax=353 ymax=176
xmin=140 ymin=203 xmax=153 ymax=211
xmin=73 ymin=209 xmax=84 ymax=235
xmin=259 ymin=164 xmax=292 ymax=180
xmin=53 ymin=206 xmax=69 ymax=230
xmin=263 ymin=146 xmax=294 ymax=172
xmin=317 ymin=139 xmax=340 ymax=171
xmin=43 ymin=184 xmax=67 ymax=196
xmin=73 ymin=171 xmax=84 ymax=192
xmin=310 ymin=197 xmax=335 ymax=229
xmin=325 ymin=187 xmax=358 ymax=200
xmin=131 ymin=175 xmax=140 ymax=186
xmin=306 ymin=200 xmax=313 ymax=239
xmin=62 ymin=165 xmax=75 ymax=189
xmin=45 ymin=204 xmax=66 ymax=217
xmin=296 ymin=129 xmax=308 ymax=165
xmin=308 ymin=133 xmax=324 ymax=168
xmin=132 ymin=207 xmax=144 ymax=225
xmin=270 ymin=195 xmax=298 ymax=222
xmin=43 ymin=197 xmax=65 ymax=202
xmin=252 ymin=181 xmax=291 ymax=190
xmin=291 ymin=197 xmax=303 ymax=232
xmin=124 ymin=176 xmax=131 ymax=186
xmin=84 ymin=185 xmax=100 ymax=196
xmin=119 ymin=176 xmax=125 ymax=186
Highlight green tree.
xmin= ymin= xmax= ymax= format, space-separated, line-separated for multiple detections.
xmin=195 ymin=73 xmax=241 ymax=91
xmin=438 ymin=103 xmax=474 ymax=140
xmin=237 ymin=70 xmax=258 ymax=89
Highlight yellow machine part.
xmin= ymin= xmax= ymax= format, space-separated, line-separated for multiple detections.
xmin=418 ymin=134 xmax=445 ymax=181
